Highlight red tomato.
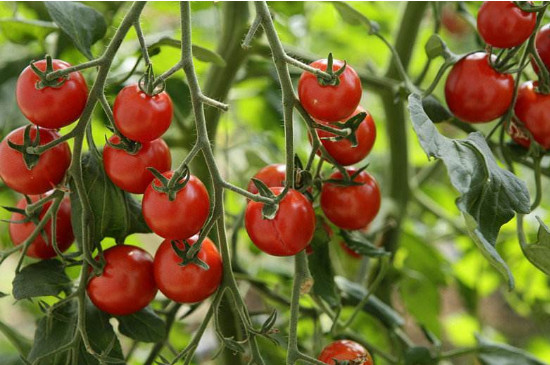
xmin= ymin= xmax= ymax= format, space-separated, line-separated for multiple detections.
xmin=9 ymin=196 xmax=73 ymax=259
xmin=298 ymin=59 xmax=362 ymax=122
xmin=445 ymin=52 xmax=514 ymax=123
xmin=16 ymin=59 xmax=88 ymax=129
xmin=87 ymin=245 xmax=157 ymax=316
xmin=142 ymin=171 xmax=210 ymax=239
xmin=113 ymin=84 xmax=173 ymax=143
xmin=441 ymin=5 xmax=469 ymax=37
xmin=321 ymin=169 xmax=380 ymax=230
xmin=477 ymin=2 xmax=536 ymax=49
xmin=315 ymin=107 xmax=376 ymax=166
xmin=246 ymin=164 xmax=286 ymax=194
xmin=318 ymin=340 xmax=373 ymax=365
xmin=103 ymin=135 xmax=171 ymax=194
xmin=0 ymin=126 xmax=71 ymax=195
xmin=154 ymin=235 xmax=222 ymax=303
xmin=535 ymin=24 xmax=550 ymax=73
xmin=245 ymin=188 xmax=316 ymax=256
xmin=513 ymin=81 xmax=550 ymax=149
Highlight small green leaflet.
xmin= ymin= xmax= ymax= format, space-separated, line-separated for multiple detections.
xmin=476 ymin=336 xmax=548 ymax=365
xmin=117 ymin=307 xmax=166 ymax=343
xmin=522 ymin=217 xmax=550 ymax=276
xmin=12 ymin=260 xmax=71 ymax=300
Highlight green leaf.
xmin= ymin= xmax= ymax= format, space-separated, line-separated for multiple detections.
xmin=117 ymin=307 xmax=166 ymax=343
xmin=45 ymin=1 xmax=107 ymax=59
xmin=331 ymin=1 xmax=379 ymax=33
xmin=69 ymin=152 xmax=150 ymax=247
xmin=0 ymin=18 xmax=57 ymax=44
xmin=421 ymin=95 xmax=453 ymax=124
xmin=476 ymin=336 xmax=547 ymax=365
xmin=165 ymin=78 xmax=192 ymax=119
xmin=408 ymin=93 xmax=531 ymax=289
xmin=307 ymin=220 xmax=340 ymax=308
xmin=340 ymin=230 xmax=389 ymax=258
xmin=12 ymin=260 xmax=71 ymax=300
xmin=400 ymin=274 xmax=441 ymax=337
xmin=404 ymin=347 xmax=434 ymax=365
xmin=146 ymin=35 xmax=226 ymax=66
xmin=522 ymin=217 xmax=550 ymax=276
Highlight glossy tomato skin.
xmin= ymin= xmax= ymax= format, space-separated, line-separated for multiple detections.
xmin=87 ymin=245 xmax=157 ymax=316
xmin=445 ymin=52 xmax=514 ymax=123
xmin=477 ymin=2 xmax=536 ymax=49
xmin=113 ymin=84 xmax=173 ymax=143
xmin=142 ymin=171 xmax=210 ymax=239
xmin=316 ymin=107 xmax=376 ymax=166
xmin=321 ymin=169 xmax=380 ymax=230
xmin=103 ymin=135 xmax=171 ymax=194
xmin=535 ymin=24 xmax=550 ymax=73
xmin=318 ymin=340 xmax=373 ymax=365
xmin=245 ymin=187 xmax=316 ymax=256
xmin=16 ymin=59 xmax=88 ymax=129
xmin=246 ymin=164 xmax=286 ymax=194
xmin=154 ymin=236 xmax=222 ymax=303
xmin=298 ymin=59 xmax=362 ymax=122
xmin=0 ymin=126 xmax=71 ymax=195
xmin=9 ymin=196 xmax=73 ymax=259
xmin=513 ymin=81 xmax=550 ymax=149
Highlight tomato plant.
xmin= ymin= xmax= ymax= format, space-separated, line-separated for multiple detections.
xmin=535 ymin=24 xmax=550 ymax=72
xmin=513 ymin=81 xmax=550 ymax=149
xmin=318 ymin=340 xmax=373 ymax=365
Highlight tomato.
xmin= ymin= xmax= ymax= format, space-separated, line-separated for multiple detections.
xmin=321 ymin=169 xmax=380 ymax=230
xmin=154 ymin=235 xmax=222 ymax=303
xmin=113 ymin=84 xmax=173 ymax=143
xmin=318 ymin=340 xmax=373 ymax=365
xmin=441 ymin=5 xmax=469 ymax=37
xmin=9 ymin=196 xmax=73 ymax=259
xmin=87 ymin=245 xmax=157 ymax=316
xmin=16 ymin=59 xmax=88 ymax=129
xmin=535 ymin=24 xmax=550 ymax=73
xmin=513 ymin=81 xmax=550 ymax=149
xmin=103 ymin=135 xmax=171 ymax=194
xmin=298 ymin=59 xmax=362 ymax=122
xmin=444 ymin=52 xmax=514 ymax=123
xmin=247 ymin=164 xmax=286 ymax=194
xmin=245 ymin=188 xmax=315 ymax=256
xmin=142 ymin=171 xmax=210 ymax=239
xmin=477 ymin=2 xmax=536 ymax=49
xmin=315 ymin=107 xmax=376 ymax=166
xmin=0 ymin=126 xmax=71 ymax=195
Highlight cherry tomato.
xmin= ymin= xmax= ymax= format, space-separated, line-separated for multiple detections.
xmin=0 ymin=126 xmax=71 ymax=195
xmin=87 ymin=245 xmax=157 ymax=316
xmin=298 ymin=59 xmax=362 ymax=122
xmin=16 ymin=59 xmax=88 ymax=129
xmin=535 ymin=24 xmax=550 ymax=73
xmin=103 ymin=135 xmax=171 ymax=194
xmin=441 ymin=5 xmax=469 ymax=37
xmin=9 ymin=196 xmax=73 ymax=259
xmin=246 ymin=164 xmax=286 ymax=194
xmin=321 ymin=169 xmax=380 ymax=230
xmin=315 ymin=107 xmax=376 ymax=166
xmin=113 ymin=84 xmax=173 ymax=143
xmin=513 ymin=81 xmax=550 ymax=149
xmin=142 ymin=171 xmax=210 ymax=239
xmin=477 ymin=2 xmax=536 ymax=49
xmin=318 ymin=340 xmax=373 ymax=365
xmin=245 ymin=188 xmax=316 ymax=256
xmin=445 ymin=52 xmax=514 ymax=123
xmin=154 ymin=235 xmax=222 ymax=303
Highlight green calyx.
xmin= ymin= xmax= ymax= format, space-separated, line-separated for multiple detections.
xmin=148 ymin=166 xmax=190 ymax=202
xmin=105 ymin=133 xmax=142 ymax=155
xmin=317 ymin=53 xmax=347 ymax=87
xmin=30 ymin=55 xmax=69 ymax=89
xmin=170 ymin=239 xmax=209 ymax=270
xmin=138 ymin=63 xmax=166 ymax=96
xmin=7 ymin=125 xmax=42 ymax=170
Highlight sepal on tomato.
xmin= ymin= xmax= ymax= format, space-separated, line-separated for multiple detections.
xmin=169 ymin=239 xmax=209 ymax=270
xmin=7 ymin=125 xmax=42 ymax=170
xmin=148 ymin=166 xmax=191 ymax=201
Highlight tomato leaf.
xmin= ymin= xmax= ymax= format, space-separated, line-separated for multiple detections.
xmin=521 ymin=217 xmax=550 ymax=276
xmin=45 ymin=2 xmax=107 ymax=59
xmin=408 ymin=93 xmax=531 ymax=289
xmin=421 ymin=95 xmax=453 ymax=124
xmin=146 ymin=35 xmax=226 ymax=66
xmin=69 ymin=152 xmax=150 ymax=248
xmin=331 ymin=1 xmax=380 ymax=34
xmin=307 ymin=220 xmax=340 ymax=308
xmin=340 ymin=230 xmax=389 ymax=258
xmin=116 ymin=307 xmax=166 ymax=343
xmin=0 ymin=18 xmax=57 ymax=44
xmin=476 ymin=336 xmax=547 ymax=365
xmin=404 ymin=347 xmax=434 ymax=365
xmin=12 ymin=260 xmax=71 ymax=300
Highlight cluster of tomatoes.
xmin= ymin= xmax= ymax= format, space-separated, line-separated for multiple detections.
xmin=445 ymin=1 xmax=550 ymax=151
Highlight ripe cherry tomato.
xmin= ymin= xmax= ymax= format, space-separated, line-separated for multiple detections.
xmin=477 ymin=2 xmax=536 ymax=49
xmin=113 ymin=84 xmax=173 ymax=143
xmin=245 ymin=188 xmax=315 ymax=256
xmin=154 ymin=235 xmax=222 ymax=303
xmin=535 ymin=24 xmax=550 ymax=73
xmin=315 ymin=107 xmax=376 ymax=166
xmin=513 ymin=81 xmax=550 ymax=149
xmin=441 ymin=5 xmax=469 ymax=37
xmin=246 ymin=164 xmax=286 ymax=194
xmin=9 ymin=196 xmax=73 ymax=259
xmin=318 ymin=340 xmax=373 ymax=365
xmin=321 ymin=169 xmax=380 ymax=230
xmin=445 ymin=52 xmax=514 ymax=123
xmin=142 ymin=171 xmax=210 ymax=239
xmin=16 ymin=59 xmax=88 ymax=129
xmin=298 ymin=59 xmax=362 ymax=122
xmin=0 ymin=126 xmax=71 ymax=195
xmin=87 ymin=245 xmax=157 ymax=316
xmin=103 ymin=135 xmax=171 ymax=194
